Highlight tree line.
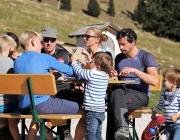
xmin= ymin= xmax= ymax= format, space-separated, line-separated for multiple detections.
xmin=133 ymin=0 xmax=180 ymax=42
xmin=37 ymin=0 xmax=115 ymax=17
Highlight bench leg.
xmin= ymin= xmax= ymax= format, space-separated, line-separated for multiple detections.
xmin=21 ymin=119 xmax=26 ymax=140
xmin=132 ymin=118 xmax=139 ymax=140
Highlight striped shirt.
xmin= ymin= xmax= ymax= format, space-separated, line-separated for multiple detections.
xmin=154 ymin=88 xmax=180 ymax=123
xmin=71 ymin=62 xmax=108 ymax=112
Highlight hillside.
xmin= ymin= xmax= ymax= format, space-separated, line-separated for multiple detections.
xmin=0 ymin=0 xmax=180 ymax=72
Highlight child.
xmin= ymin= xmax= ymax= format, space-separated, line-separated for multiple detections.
xmin=151 ymin=69 xmax=180 ymax=140
xmin=0 ymin=34 xmax=20 ymax=140
xmin=15 ymin=30 xmax=86 ymax=140
xmin=71 ymin=52 xmax=113 ymax=140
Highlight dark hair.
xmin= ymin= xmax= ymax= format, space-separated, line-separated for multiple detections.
xmin=116 ymin=28 xmax=137 ymax=43
xmin=91 ymin=52 xmax=113 ymax=73
xmin=5 ymin=32 xmax=19 ymax=49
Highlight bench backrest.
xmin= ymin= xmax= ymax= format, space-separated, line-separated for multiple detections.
xmin=0 ymin=74 xmax=57 ymax=123
xmin=0 ymin=74 xmax=57 ymax=95
xmin=150 ymin=75 xmax=163 ymax=92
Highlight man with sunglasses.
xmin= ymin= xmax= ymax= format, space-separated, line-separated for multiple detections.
xmin=41 ymin=27 xmax=84 ymax=140
xmin=108 ymin=28 xmax=158 ymax=140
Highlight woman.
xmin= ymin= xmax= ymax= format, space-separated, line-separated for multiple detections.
xmin=82 ymin=27 xmax=111 ymax=63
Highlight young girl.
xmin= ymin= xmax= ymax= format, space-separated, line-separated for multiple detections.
xmin=71 ymin=52 xmax=113 ymax=140
xmin=152 ymin=69 xmax=180 ymax=140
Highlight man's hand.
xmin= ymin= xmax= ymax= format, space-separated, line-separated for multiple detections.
xmin=119 ymin=67 xmax=136 ymax=76
xmin=109 ymin=70 xmax=118 ymax=77
xmin=170 ymin=113 xmax=180 ymax=122
xmin=71 ymin=53 xmax=79 ymax=63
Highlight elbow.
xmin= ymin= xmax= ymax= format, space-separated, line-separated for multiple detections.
xmin=152 ymin=77 xmax=158 ymax=86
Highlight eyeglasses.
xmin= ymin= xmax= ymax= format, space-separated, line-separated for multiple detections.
xmin=84 ymin=34 xmax=98 ymax=40
xmin=117 ymin=31 xmax=134 ymax=40
xmin=43 ymin=38 xmax=56 ymax=43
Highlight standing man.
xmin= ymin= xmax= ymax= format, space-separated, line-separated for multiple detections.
xmin=107 ymin=28 xmax=158 ymax=140
xmin=41 ymin=27 xmax=84 ymax=140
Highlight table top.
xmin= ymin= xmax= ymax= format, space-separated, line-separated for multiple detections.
xmin=56 ymin=77 xmax=135 ymax=85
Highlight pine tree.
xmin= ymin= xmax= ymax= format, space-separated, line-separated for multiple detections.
xmin=87 ymin=0 xmax=101 ymax=17
xmin=60 ymin=0 xmax=71 ymax=11
xmin=107 ymin=0 xmax=115 ymax=17
xmin=134 ymin=0 xmax=180 ymax=42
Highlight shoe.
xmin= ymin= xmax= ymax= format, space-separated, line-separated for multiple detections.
xmin=64 ymin=129 xmax=74 ymax=140
xmin=114 ymin=127 xmax=129 ymax=140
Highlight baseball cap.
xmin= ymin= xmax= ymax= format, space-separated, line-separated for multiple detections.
xmin=41 ymin=27 xmax=58 ymax=38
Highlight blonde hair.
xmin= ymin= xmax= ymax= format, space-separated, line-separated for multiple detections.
xmin=0 ymin=34 xmax=16 ymax=53
xmin=163 ymin=69 xmax=180 ymax=87
xmin=19 ymin=30 xmax=42 ymax=49
xmin=87 ymin=27 xmax=108 ymax=44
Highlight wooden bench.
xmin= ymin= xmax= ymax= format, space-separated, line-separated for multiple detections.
xmin=128 ymin=75 xmax=163 ymax=140
xmin=0 ymin=74 xmax=82 ymax=140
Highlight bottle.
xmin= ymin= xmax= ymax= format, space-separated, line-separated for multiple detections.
xmin=144 ymin=128 xmax=156 ymax=139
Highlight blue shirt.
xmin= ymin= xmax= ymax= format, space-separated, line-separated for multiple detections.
xmin=14 ymin=51 xmax=75 ymax=109
xmin=115 ymin=49 xmax=156 ymax=96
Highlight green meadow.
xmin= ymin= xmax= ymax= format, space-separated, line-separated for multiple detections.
xmin=1 ymin=0 xmax=180 ymax=109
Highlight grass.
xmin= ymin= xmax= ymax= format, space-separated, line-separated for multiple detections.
xmin=1 ymin=0 xmax=180 ymax=109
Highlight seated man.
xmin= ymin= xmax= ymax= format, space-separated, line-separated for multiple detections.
xmin=41 ymin=27 xmax=84 ymax=140
xmin=107 ymin=28 xmax=158 ymax=140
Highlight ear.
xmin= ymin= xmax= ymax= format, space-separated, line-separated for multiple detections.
xmin=96 ymin=65 xmax=101 ymax=70
xmin=131 ymin=40 xmax=136 ymax=46
xmin=172 ymin=81 xmax=177 ymax=87
xmin=31 ymin=39 xmax=35 ymax=47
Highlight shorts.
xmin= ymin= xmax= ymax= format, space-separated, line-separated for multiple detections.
xmin=0 ymin=101 xmax=20 ymax=125
xmin=36 ymin=97 xmax=80 ymax=114
xmin=0 ymin=101 xmax=20 ymax=114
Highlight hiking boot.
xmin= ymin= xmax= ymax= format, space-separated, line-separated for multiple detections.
xmin=114 ymin=127 xmax=129 ymax=140
xmin=64 ymin=129 xmax=73 ymax=140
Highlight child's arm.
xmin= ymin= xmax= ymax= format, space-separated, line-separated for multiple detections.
xmin=151 ymin=111 xmax=157 ymax=120
xmin=71 ymin=53 xmax=91 ymax=80
xmin=151 ymin=91 xmax=165 ymax=120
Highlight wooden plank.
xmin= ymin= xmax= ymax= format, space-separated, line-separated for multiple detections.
xmin=0 ymin=74 xmax=57 ymax=95
xmin=0 ymin=113 xmax=82 ymax=119
xmin=150 ymin=75 xmax=162 ymax=91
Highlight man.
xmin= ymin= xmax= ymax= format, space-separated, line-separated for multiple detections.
xmin=41 ymin=27 xmax=84 ymax=140
xmin=107 ymin=28 xmax=158 ymax=140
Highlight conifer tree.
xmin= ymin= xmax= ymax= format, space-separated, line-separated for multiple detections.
xmin=87 ymin=0 xmax=101 ymax=17
xmin=60 ymin=0 xmax=71 ymax=11
xmin=107 ymin=0 xmax=115 ymax=16
xmin=134 ymin=0 xmax=180 ymax=42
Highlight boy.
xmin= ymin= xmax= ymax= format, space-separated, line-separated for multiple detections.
xmin=152 ymin=69 xmax=180 ymax=140
xmin=0 ymin=34 xmax=20 ymax=140
xmin=71 ymin=52 xmax=113 ymax=140
xmin=14 ymin=30 xmax=86 ymax=140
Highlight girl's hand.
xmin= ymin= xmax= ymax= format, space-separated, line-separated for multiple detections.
xmin=109 ymin=70 xmax=118 ymax=77
xmin=71 ymin=53 xmax=79 ymax=63
xmin=170 ymin=113 xmax=180 ymax=122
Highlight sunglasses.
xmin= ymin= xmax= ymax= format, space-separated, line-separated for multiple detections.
xmin=84 ymin=34 xmax=98 ymax=40
xmin=43 ymin=38 xmax=56 ymax=43
xmin=117 ymin=31 xmax=134 ymax=40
